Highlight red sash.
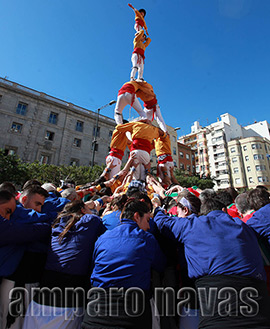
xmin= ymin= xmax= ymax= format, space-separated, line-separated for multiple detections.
xmin=131 ymin=138 xmax=151 ymax=154
xmin=118 ymin=84 xmax=135 ymax=96
xmin=108 ymin=148 xmax=124 ymax=160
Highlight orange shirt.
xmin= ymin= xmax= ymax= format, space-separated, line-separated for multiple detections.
xmin=110 ymin=126 xmax=129 ymax=153
xmin=154 ymin=134 xmax=172 ymax=157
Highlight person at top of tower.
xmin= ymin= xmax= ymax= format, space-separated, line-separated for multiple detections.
xmin=128 ymin=3 xmax=148 ymax=35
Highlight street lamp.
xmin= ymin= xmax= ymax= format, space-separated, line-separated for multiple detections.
xmin=174 ymin=127 xmax=181 ymax=131
xmin=91 ymin=100 xmax=116 ymax=167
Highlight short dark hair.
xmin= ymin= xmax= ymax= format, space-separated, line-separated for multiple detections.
xmin=247 ymin=188 xmax=270 ymax=211
xmin=21 ymin=186 xmax=49 ymax=199
xmin=0 ymin=190 xmax=15 ymax=205
xmin=216 ymin=191 xmax=233 ymax=207
xmin=200 ymin=197 xmax=225 ymax=215
xmin=139 ymin=8 xmax=146 ymax=16
xmin=22 ymin=179 xmax=42 ymax=190
xmin=0 ymin=182 xmax=17 ymax=197
xmin=225 ymin=187 xmax=238 ymax=201
xmin=235 ymin=193 xmax=251 ymax=214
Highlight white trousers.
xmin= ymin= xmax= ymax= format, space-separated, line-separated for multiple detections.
xmin=114 ymin=92 xmax=146 ymax=124
xmin=130 ymin=149 xmax=150 ymax=181
xmin=130 ymin=53 xmax=144 ymax=80
xmin=144 ymin=104 xmax=167 ymax=132
xmin=158 ymin=161 xmax=174 ymax=180
xmin=0 ymin=278 xmax=38 ymax=329
xmin=22 ymin=301 xmax=83 ymax=329
xmin=105 ymin=155 xmax=122 ymax=180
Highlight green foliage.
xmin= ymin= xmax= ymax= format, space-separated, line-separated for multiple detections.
xmin=0 ymin=150 xmax=29 ymax=186
xmin=174 ymin=168 xmax=215 ymax=189
xmin=0 ymin=150 xmax=105 ymax=188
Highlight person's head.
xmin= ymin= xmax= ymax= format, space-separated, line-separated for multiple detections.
xmin=139 ymin=8 xmax=146 ymax=17
xmin=127 ymin=191 xmax=153 ymax=212
xmin=109 ymin=194 xmax=128 ymax=211
xmin=54 ymin=200 xmax=92 ymax=242
xmin=235 ymin=193 xmax=252 ymax=216
xmin=20 ymin=186 xmax=49 ymax=212
xmin=0 ymin=182 xmax=17 ymax=197
xmin=200 ymin=196 xmax=226 ymax=216
xmin=247 ymin=188 xmax=270 ymax=211
xmin=61 ymin=188 xmax=78 ymax=202
xmin=22 ymin=179 xmax=42 ymax=191
xmin=121 ymin=198 xmax=150 ymax=231
xmin=216 ymin=190 xmax=233 ymax=207
xmin=0 ymin=190 xmax=16 ymax=219
xmin=176 ymin=192 xmax=201 ymax=217
xmin=225 ymin=187 xmax=238 ymax=201
xmin=199 ymin=189 xmax=216 ymax=203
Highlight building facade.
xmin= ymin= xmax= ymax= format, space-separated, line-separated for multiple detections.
xmin=0 ymin=78 xmax=123 ymax=167
xmin=180 ymin=113 xmax=270 ymax=190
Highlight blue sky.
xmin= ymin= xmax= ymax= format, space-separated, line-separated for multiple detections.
xmin=1 ymin=0 xmax=269 ymax=136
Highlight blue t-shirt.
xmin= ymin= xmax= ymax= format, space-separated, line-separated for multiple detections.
xmin=154 ymin=208 xmax=266 ymax=281
xmin=91 ymin=218 xmax=166 ymax=290
xmin=45 ymin=214 xmax=106 ymax=276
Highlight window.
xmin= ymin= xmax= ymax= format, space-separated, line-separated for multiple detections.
xmin=180 ymin=163 xmax=185 ymax=170
xmin=48 ymin=112 xmax=58 ymax=124
xmin=254 ymin=154 xmax=264 ymax=160
xmin=93 ymin=126 xmax=100 ymax=137
xmin=109 ymin=130 xmax=113 ymax=138
xmin=186 ymin=153 xmax=190 ymax=160
xmin=256 ymin=165 xmax=266 ymax=171
xmin=0 ymin=95 xmax=2 ymax=102
xmin=243 ymin=145 xmax=247 ymax=151
xmin=230 ymin=147 xmax=236 ymax=153
xmin=257 ymin=176 xmax=268 ymax=183
xmin=173 ymin=160 xmax=177 ymax=167
xmin=179 ymin=151 xmax=184 ymax=158
xmin=73 ymin=138 xmax=81 ymax=148
xmin=247 ymin=166 xmax=251 ymax=172
xmin=249 ymin=177 xmax=254 ymax=183
xmin=233 ymin=167 xmax=239 ymax=173
xmin=187 ymin=165 xmax=191 ymax=171
xmin=70 ymin=158 xmax=79 ymax=166
xmin=16 ymin=102 xmax=27 ymax=115
xmin=173 ymin=147 xmax=176 ymax=155
xmin=39 ymin=154 xmax=50 ymax=164
xmin=76 ymin=120 xmax=84 ymax=132
xmin=235 ymin=178 xmax=241 ymax=184
xmin=232 ymin=157 xmax=237 ymax=163
xmin=252 ymin=144 xmax=262 ymax=149
xmin=173 ymin=136 xmax=176 ymax=142
xmin=245 ymin=155 xmax=249 ymax=161
xmin=11 ymin=122 xmax=22 ymax=133
xmin=45 ymin=131 xmax=54 ymax=141
xmin=4 ymin=147 xmax=17 ymax=155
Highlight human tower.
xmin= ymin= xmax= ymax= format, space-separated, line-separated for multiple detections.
xmin=102 ymin=4 xmax=176 ymax=188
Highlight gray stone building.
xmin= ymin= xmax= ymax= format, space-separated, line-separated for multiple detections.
xmin=0 ymin=77 xmax=179 ymax=171
xmin=0 ymin=78 xmax=118 ymax=166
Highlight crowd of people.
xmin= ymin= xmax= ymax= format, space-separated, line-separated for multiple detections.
xmin=0 ymin=167 xmax=270 ymax=329
xmin=1 ymin=4 xmax=270 ymax=329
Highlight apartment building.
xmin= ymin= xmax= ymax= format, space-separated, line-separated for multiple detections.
xmin=180 ymin=113 xmax=270 ymax=190
xmin=178 ymin=142 xmax=196 ymax=175
xmin=228 ymin=136 xmax=270 ymax=190
xmin=178 ymin=121 xmax=209 ymax=176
